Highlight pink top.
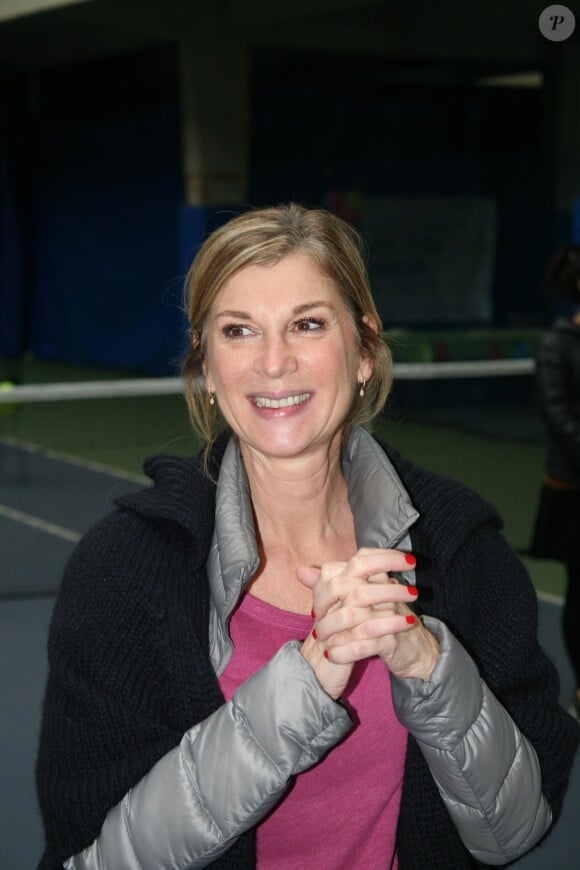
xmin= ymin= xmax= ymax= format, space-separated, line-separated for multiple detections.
xmin=219 ymin=592 xmax=408 ymax=869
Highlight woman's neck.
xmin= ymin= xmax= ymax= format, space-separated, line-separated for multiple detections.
xmin=240 ymin=437 xmax=352 ymax=553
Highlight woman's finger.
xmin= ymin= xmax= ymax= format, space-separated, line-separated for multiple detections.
xmin=315 ymin=586 xmax=417 ymax=639
xmin=298 ymin=549 xmax=417 ymax=620
xmin=344 ymin=550 xmax=416 ymax=579
xmin=323 ymin=614 xmax=417 ymax=664
xmin=295 ymin=564 xmax=321 ymax=589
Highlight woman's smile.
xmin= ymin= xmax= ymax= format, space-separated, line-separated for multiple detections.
xmin=250 ymin=391 xmax=313 ymax=411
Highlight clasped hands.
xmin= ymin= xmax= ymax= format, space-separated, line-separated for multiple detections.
xmin=298 ymin=548 xmax=440 ymax=700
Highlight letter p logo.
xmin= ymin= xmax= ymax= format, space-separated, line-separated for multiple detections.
xmin=539 ymin=5 xmax=576 ymax=41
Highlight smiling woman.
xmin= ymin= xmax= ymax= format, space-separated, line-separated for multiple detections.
xmin=200 ymin=254 xmax=372 ymax=468
xmin=182 ymin=203 xmax=392 ymax=455
xmin=36 ymin=204 xmax=578 ymax=870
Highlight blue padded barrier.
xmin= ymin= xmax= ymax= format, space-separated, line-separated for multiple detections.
xmin=27 ymin=104 xmax=185 ymax=374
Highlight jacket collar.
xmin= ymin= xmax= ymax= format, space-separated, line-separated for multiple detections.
xmin=209 ymin=427 xmax=419 ymax=613
xmin=116 ymin=427 xmax=420 ymax=582
xmin=342 ymin=426 xmax=419 ymax=549
xmin=116 ymin=451 xmax=216 ymax=540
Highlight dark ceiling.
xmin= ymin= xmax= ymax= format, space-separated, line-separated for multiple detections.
xmin=0 ymin=0 xmax=568 ymax=72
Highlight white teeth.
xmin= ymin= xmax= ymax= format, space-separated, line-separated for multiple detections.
xmin=254 ymin=393 xmax=311 ymax=409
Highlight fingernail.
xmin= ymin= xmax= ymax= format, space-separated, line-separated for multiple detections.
xmin=312 ymin=628 xmax=318 ymax=640
xmin=310 ymin=610 xmax=316 ymax=620
xmin=404 ymin=553 xmax=416 ymax=566
xmin=407 ymin=586 xmax=419 ymax=596
xmin=323 ymin=650 xmax=329 ymax=659
xmin=405 ymin=615 xmax=416 ymax=625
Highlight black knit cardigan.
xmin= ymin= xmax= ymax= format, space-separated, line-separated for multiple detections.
xmin=36 ymin=439 xmax=579 ymax=869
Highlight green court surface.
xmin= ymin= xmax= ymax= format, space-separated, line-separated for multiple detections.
xmin=0 ymin=357 xmax=564 ymax=600
xmin=374 ymin=419 xmax=566 ymax=601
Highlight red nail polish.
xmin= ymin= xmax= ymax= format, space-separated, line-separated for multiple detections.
xmin=323 ymin=650 xmax=329 ymax=659
xmin=312 ymin=628 xmax=317 ymax=640
xmin=407 ymin=586 xmax=418 ymax=596
xmin=404 ymin=553 xmax=416 ymax=566
xmin=405 ymin=615 xmax=416 ymax=625
xmin=310 ymin=610 xmax=316 ymax=620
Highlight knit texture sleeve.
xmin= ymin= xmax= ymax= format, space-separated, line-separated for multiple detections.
xmin=35 ymin=508 xmax=221 ymax=869
xmin=443 ymin=524 xmax=578 ymax=825
xmin=396 ymin=520 xmax=579 ymax=869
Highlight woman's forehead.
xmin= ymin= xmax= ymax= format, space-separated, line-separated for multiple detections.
xmin=212 ymin=253 xmax=342 ymax=312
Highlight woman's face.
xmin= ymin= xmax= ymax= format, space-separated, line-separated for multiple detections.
xmin=203 ymin=252 xmax=372 ymax=462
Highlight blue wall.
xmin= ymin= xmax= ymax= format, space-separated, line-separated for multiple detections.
xmin=26 ymin=102 xmax=185 ymax=374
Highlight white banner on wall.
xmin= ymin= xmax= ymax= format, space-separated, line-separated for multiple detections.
xmin=360 ymin=197 xmax=497 ymax=325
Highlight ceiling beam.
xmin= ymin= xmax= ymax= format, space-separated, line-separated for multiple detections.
xmin=0 ymin=0 xmax=95 ymax=25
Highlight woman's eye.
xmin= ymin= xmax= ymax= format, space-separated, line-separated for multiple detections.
xmin=294 ymin=318 xmax=325 ymax=332
xmin=223 ymin=324 xmax=252 ymax=338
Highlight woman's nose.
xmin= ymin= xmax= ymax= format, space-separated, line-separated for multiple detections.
xmin=253 ymin=333 xmax=298 ymax=378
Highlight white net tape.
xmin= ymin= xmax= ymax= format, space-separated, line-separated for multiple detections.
xmin=0 ymin=359 xmax=535 ymax=404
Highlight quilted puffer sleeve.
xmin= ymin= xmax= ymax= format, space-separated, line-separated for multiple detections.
xmin=391 ymin=617 xmax=551 ymax=865
xmin=64 ymin=642 xmax=351 ymax=870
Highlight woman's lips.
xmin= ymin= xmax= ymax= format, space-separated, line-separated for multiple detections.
xmin=252 ymin=392 xmax=312 ymax=409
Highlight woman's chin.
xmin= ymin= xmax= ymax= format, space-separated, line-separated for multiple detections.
xmin=239 ymin=423 xmax=343 ymax=463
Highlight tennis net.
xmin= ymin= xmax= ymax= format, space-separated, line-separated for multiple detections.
xmin=0 ymin=357 xmax=554 ymax=600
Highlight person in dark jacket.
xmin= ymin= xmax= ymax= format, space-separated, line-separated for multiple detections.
xmin=36 ymin=205 xmax=579 ymax=870
xmin=531 ymin=244 xmax=580 ymax=720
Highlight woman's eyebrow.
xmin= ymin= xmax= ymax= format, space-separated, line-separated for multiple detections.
xmin=292 ymin=301 xmax=335 ymax=315
xmin=215 ymin=309 xmax=252 ymax=320
xmin=215 ymin=301 xmax=334 ymax=320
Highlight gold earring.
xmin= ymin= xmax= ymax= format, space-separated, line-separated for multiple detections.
xmin=359 ymin=379 xmax=366 ymax=398
xmin=208 ymin=387 xmax=215 ymax=406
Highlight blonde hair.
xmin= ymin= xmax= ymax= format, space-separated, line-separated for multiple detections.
xmin=182 ymin=203 xmax=392 ymax=454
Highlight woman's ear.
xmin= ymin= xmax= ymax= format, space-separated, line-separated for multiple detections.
xmin=198 ymin=340 xmax=209 ymax=383
xmin=358 ymin=358 xmax=373 ymax=383
xmin=358 ymin=314 xmax=378 ymax=381
xmin=362 ymin=314 xmax=379 ymax=335
xmin=202 ymin=365 xmax=215 ymax=399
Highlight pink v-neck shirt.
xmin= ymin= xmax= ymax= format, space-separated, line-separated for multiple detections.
xmin=219 ymin=592 xmax=407 ymax=869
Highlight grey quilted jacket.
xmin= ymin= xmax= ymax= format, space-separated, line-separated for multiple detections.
xmin=65 ymin=429 xmax=552 ymax=869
